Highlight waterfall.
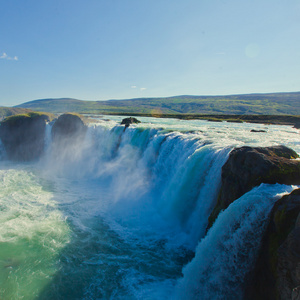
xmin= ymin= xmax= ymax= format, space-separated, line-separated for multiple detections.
xmin=0 ymin=118 xmax=298 ymax=299
xmin=95 ymin=126 xmax=232 ymax=246
xmin=175 ymin=184 xmax=296 ymax=300
xmin=39 ymin=124 xmax=231 ymax=247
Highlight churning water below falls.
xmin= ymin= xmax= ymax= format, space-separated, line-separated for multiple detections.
xmin=0 ymin=116 xmax=299 ymax=300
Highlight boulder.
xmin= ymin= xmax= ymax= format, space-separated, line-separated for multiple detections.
xmin=208 ymin=146 xmax=300 ymax=227
xmin=0 ymin=112 xmax=52 ymax=161
xmin=51 ymin=113 xmax=87 ymax=144
xmin=120 ymin=117 xmax=141 ymax=128
xmin=245 ymin=188 xmax=300 ymax=300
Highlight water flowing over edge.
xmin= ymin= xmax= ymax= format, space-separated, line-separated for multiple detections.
xmin=0 ymin=119 xmax=299 ymax=299
xmin=175 ymin=184 xmax=296 ymax=300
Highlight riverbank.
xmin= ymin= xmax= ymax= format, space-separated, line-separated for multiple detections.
xmin=96 ymin=112 xmax=300 ymax=129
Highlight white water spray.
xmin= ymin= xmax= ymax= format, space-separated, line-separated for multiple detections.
xmin=0 ymin=117 xmax=299 ymax=299
xmin=175 ymin=184 xmax=296 ymax=300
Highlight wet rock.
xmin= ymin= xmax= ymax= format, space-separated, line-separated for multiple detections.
xmin=245 ymin=188 xmax=300 ymax=300
xmin=0 ymin=112 xmax=52 ymax=161
xmin=250 ymin=129 xmax=267 ymax=133
xmin=120 ymin=117 xmax=141 ymax=128
xmin=51 ymin=113 xmax=87 ymax=144
xmin=208 ymin=146 xmax=300 ymax=227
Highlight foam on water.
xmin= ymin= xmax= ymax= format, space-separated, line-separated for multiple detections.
xmin=0 ymin=164 xmax=70 ymax=299
xmin=0 ymin=117 xmax=299 ymax=299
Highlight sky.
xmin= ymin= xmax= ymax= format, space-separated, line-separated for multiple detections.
xmin=0 ymin=0 xmax=300 ymax=106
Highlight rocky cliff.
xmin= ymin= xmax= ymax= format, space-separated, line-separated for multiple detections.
xmin=207 ymin=144 xmax=300 ymax=300
xmin=0 ymin=112 xmax=53 ymax=161
xmin=209 ymin=146 xmax=300 ymax=227
xmin=0 ymin=112 xmax=86 ymax=162
xmin=245 ymin=188 xmax=300 ymax=300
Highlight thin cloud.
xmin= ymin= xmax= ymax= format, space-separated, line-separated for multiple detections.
xmin=131 ymin=85 xmax=147 ymax=91
xmin=1 ymin=52 xmax=18 ymax=61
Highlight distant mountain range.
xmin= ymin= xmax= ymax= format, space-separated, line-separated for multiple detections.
xmin=15 ymin=92 xmax=300 ymax=115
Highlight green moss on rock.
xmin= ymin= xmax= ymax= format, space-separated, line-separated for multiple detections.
xmin=2 ymin=111 xmax=54 ymax=125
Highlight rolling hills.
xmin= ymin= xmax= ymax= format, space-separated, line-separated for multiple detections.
xmin=16 ymin=92 xmax=300 ymax=115
xmin=0 ymin=107 xmax=32 ymax=121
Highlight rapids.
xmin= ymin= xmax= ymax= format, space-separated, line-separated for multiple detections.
xmin=0 ymin=116 xmax=299 ymax=299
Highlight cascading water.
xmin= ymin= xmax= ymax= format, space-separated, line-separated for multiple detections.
xmin=0 ymin=116 xmax=299 ymax=299
xmin=175 ymin=184 xmax=295 ymax=300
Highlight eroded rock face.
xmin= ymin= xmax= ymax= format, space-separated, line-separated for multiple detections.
xmin=209 ymin=146 xmax=300 ymax=226
xmin=51 ymin=113 xmax=87 ymax=144
xmin=0 ymin=113 xmax=50 ymax=161
xmin=245 ymin=188 xmax=300 ymax=300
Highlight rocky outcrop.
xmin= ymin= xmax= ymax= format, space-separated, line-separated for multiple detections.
xmin=51 ymin=113 xmax=87 ymax=144
xmin=48 ymin=113 xmax=87 ymax=168
xmin=245 ymin=188 xmax=300 ymax=300
xmin=0 ymin=112 xmax=52 ymax=161
xmin=250 ymin=129 xmax=267 ymax=133
xmin=208 ymin=146 xmax=300 ymax=227
xmin=204 ymin=145 xmax=300 ymax=299
xmin=121 ymin=117 xmax=141 ymax=128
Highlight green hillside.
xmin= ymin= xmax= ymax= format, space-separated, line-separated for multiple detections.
xmin=0 ymin=107 xmax=32 ymax=121
xmin=16 ymin=92 xmax=300 ymax=115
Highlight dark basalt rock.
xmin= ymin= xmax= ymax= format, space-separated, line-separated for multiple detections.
xmin=51 ymin=113 xmax=87 ymax=144
xmin=245 ymin=188 xmax=300 ymax=300
xmin=250 ymin=129 xmax=267 ymax=133
xmin=121 ymin=117 xmax=141 ymax=128
xmin=0 ymin=112 xmax=51 ymax=161
xmin=208 ymin=146 xmax=300 ymax=227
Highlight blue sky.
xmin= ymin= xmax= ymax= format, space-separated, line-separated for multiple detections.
xmin=0 ymin=0 xmax=299 ymax=106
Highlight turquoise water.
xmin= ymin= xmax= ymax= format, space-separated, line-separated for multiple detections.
xmin=0 ymin=165 xmax=193 ymax=299
xmin=0 ymin=165 xmax=70 ymax=299
xmin=0 ymin=117 xmax=299 ymax=299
